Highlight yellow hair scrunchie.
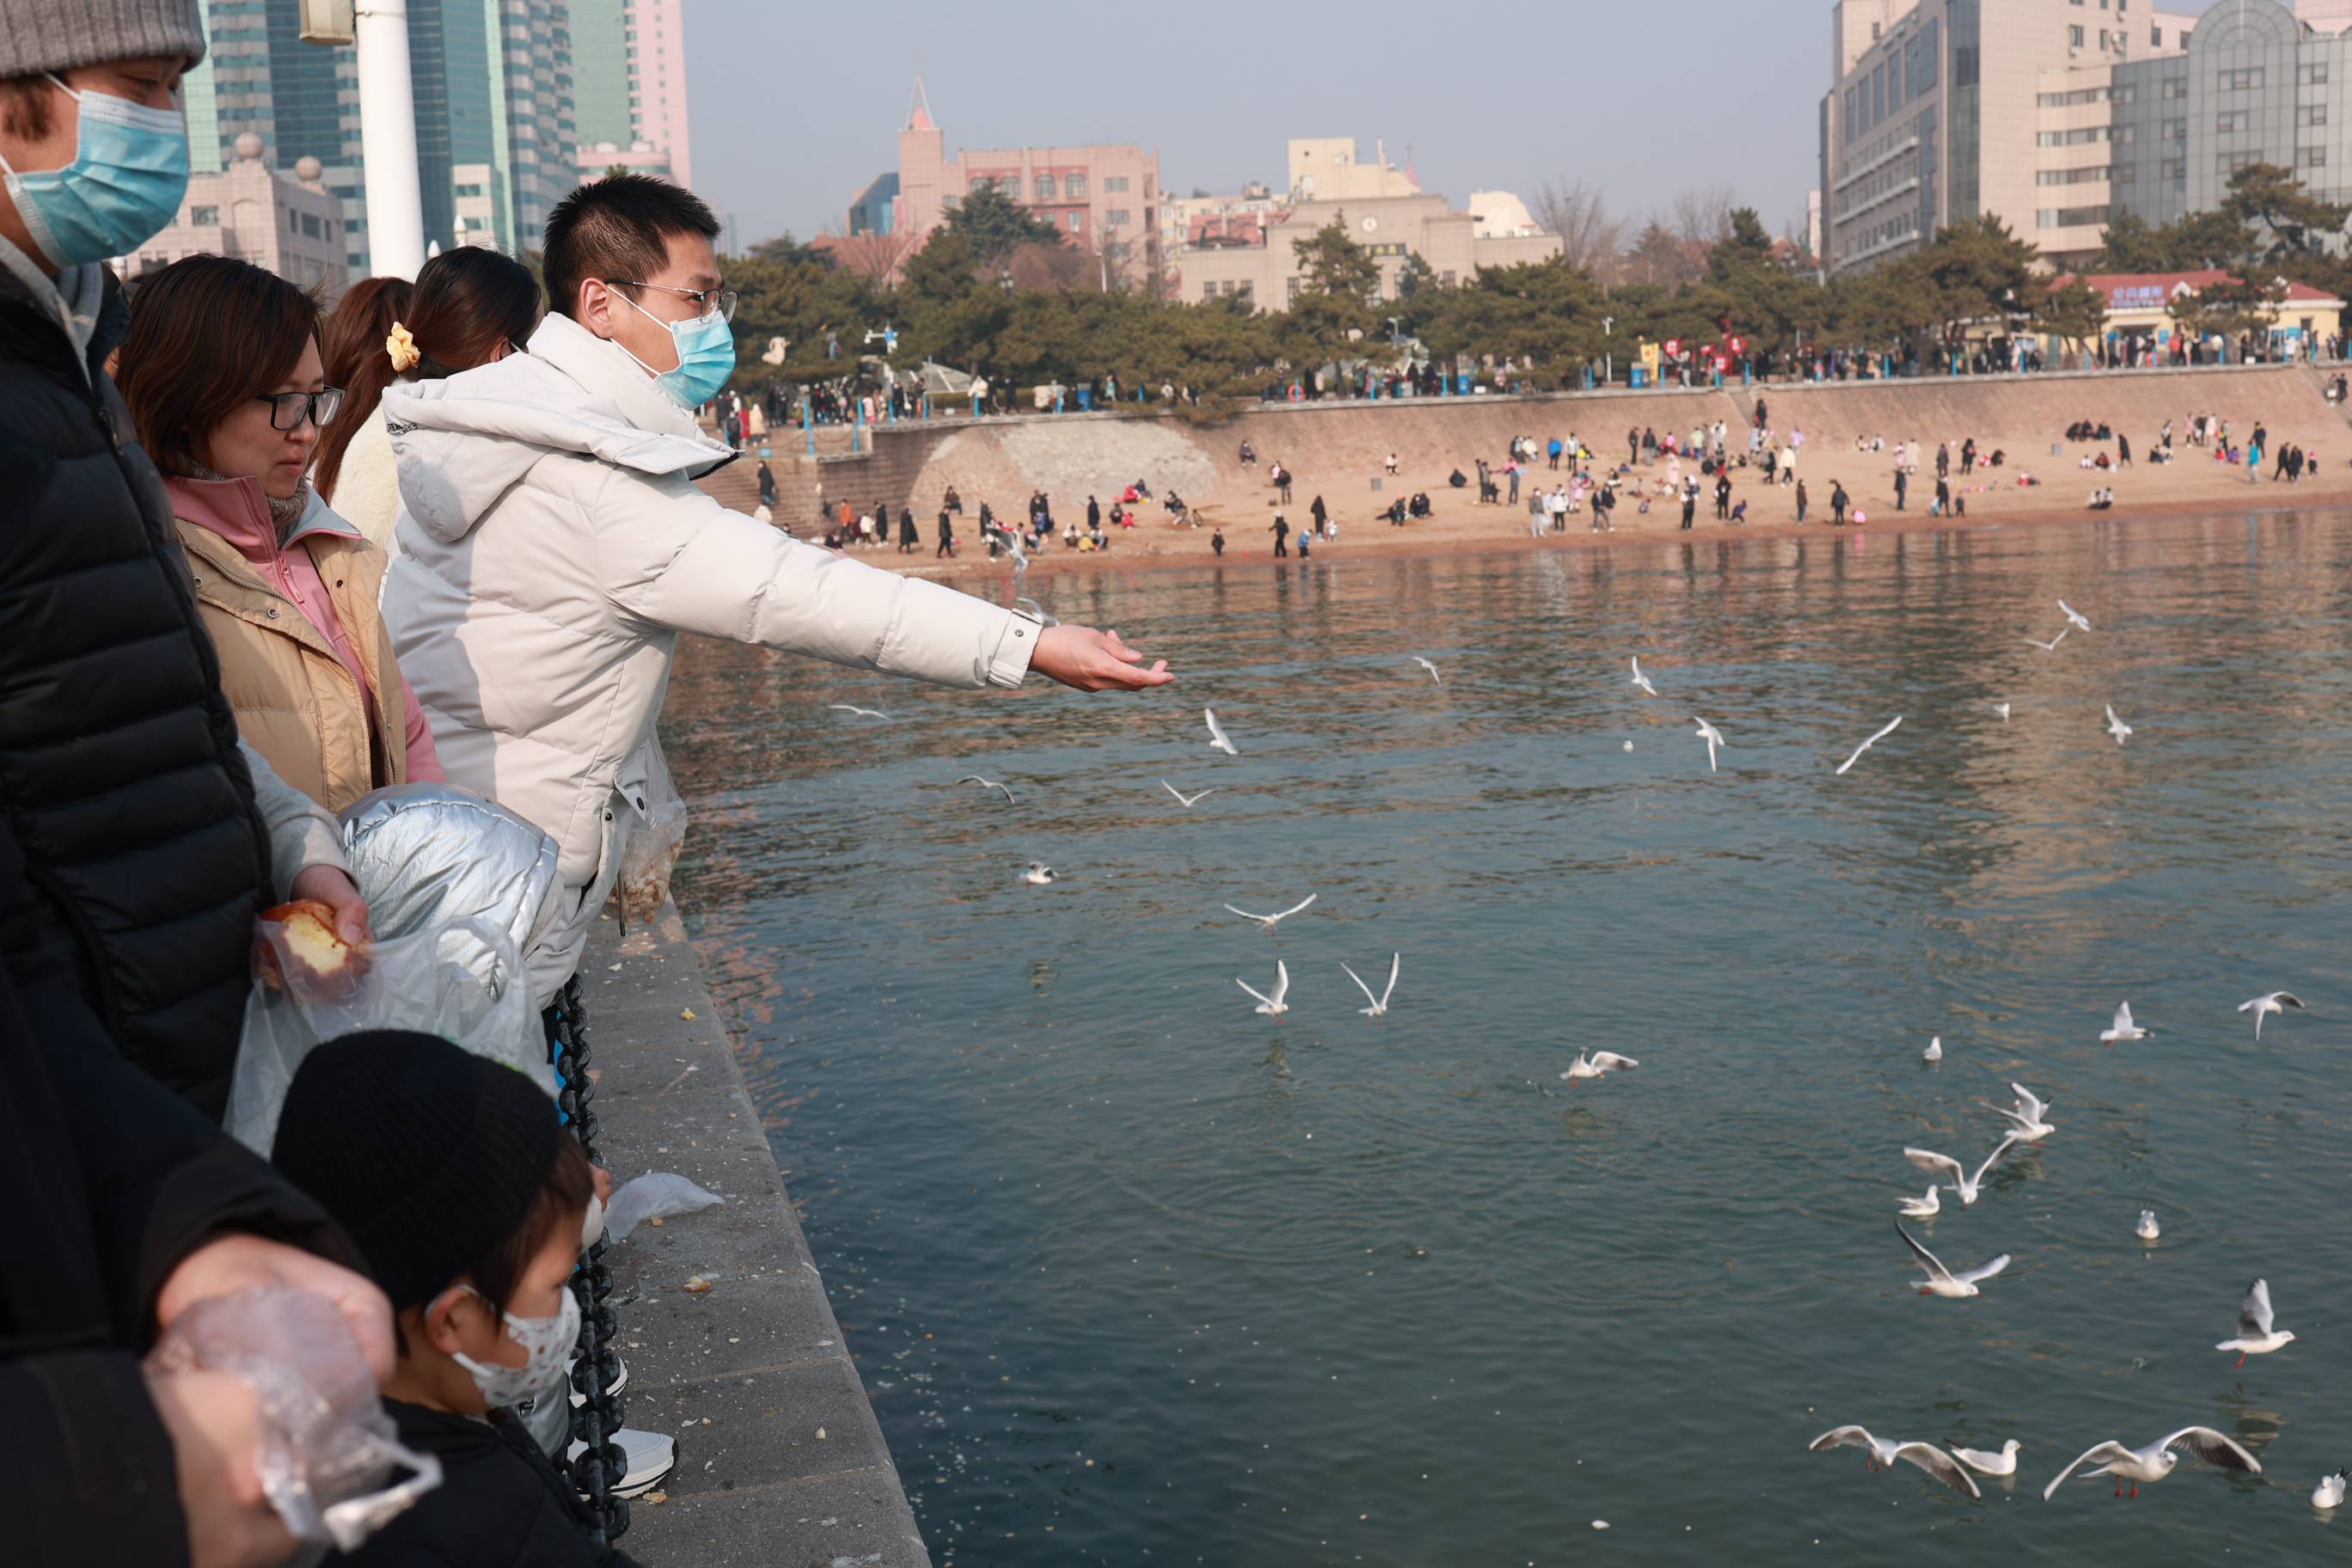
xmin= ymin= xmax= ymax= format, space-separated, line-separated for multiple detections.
xmin=385 ymin=322 xmax=420 ymax=372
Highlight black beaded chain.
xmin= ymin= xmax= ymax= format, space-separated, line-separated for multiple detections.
xmin=549 ymin=975 xmax=632 ymax=1543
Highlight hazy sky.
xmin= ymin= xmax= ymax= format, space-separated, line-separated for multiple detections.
xmin=685 ymin=0 xmax=1824 ymax=249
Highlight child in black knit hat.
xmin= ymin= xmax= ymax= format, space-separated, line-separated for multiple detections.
xmin=273 ymin=1032 xmax=642 ymax=1567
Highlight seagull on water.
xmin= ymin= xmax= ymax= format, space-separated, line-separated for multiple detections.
xmin=1951 ymin=1440 xmax=2024 ymax=1478
xmin=1204 ymin=707 xmax=1239 ymax=756
xmin=2216 ymin=1277 xmax=2296 ymax=1368
xmin=1835 ymin=715 xmax=1902 ymax=775
xmin=1993 ymin=701 xmax=2011 ymax=722
xmin=828 ymin=703 xmax=893 ymax=720
xmin=1923 ymin=1035 xmax=1943 ymax=1063
xmin=2104 ymin=704 xmax=2133 ymax=746
xmin=1897 ymin=1222 xmax=2011 ymax=1299
xmin=1693 ymin=717 xmax=1725 ymax=773
xmin=1341 ymin=954 xmax=1400 ymax=1017
xmin=1979 ymin=1082 xmax=2055 ymax=1143
xmin=1223 ymin=894 xmax=1317 ymax=931
xmin=1807 ymin=1427 xmax=1981 ymax=1498
xmin=955 ymin=775 xmax=1017 ymax=805
xmin=1412 ymin=657 xmax=1442 ymax=684
xmin=1897 ymin=1185 xmax=1941 ymax=1218
xmin=1235 ymin=960 xmax=1289 ymax=1017
xmin=2023 ymin=628 xmax=2070 ymax=653
xmin=1904 ymin=1133 xmax=2022 ymax=1207
xmin=2058 ymin=599 xmax=2092 ymax=633
xmin=2315 ymin=1469 xmax=2347 ymax=1510
xmin=1021 ymin=862 xmax=1057 ymax=885
xmin=2238 ymin=991 xmax=2306 ymax=1041
xmin=2043 ymin=1427 xmax=2259 ymax=1501
xmin=2136 ymin=1209 xmax=2160 ymax=1242
xmin=1560 ymin=1050 xmax=1639 ymax=1083
xmin=1161 ymin=781 xmax=1217 ymax=809
xmin=2099 ymin=1001 xmax=2151 ymax=1043
xmin=1629 ymin=657 xmax=1658 ymax=697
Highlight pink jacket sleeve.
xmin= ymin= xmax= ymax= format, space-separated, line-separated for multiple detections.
xmin=400 ymin=672 xmax=444 ymax=783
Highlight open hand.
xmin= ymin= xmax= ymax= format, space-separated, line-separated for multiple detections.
xmin=1032 ymin=626 xmax=1173 ymax=692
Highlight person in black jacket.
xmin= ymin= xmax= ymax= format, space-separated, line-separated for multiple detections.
xmin=0 ymin=15 xmax=370 ymax=1118
xmin=273 ymin=1036 xmax=643 ymax=1568
xmin=0 ymin=815 xmax=396 ymax=1568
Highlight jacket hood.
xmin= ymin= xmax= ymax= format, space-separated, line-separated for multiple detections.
xmin=383 ymin=312 xmax=732 ymax=544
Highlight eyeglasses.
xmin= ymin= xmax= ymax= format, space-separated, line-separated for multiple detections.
xmin=253 ymin=387 xmax=345 ymax=432
xmin=618 ymin=281 xmax=738 ymax=323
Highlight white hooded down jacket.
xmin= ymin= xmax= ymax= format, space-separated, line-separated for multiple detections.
xmin=380 ymin=313 xmax=1038 ymax=993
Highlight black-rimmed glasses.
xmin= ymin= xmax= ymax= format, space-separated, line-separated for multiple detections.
xmin=254 ymin=387 xmax=346 ymax=431
xmin=617 ymin=281 xmax=738 ymax=322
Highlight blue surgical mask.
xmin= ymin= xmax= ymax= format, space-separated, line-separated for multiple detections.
xmin=0 ymin=75 xmax=190 ymax=268
xmin=617 ymin=291 xmax=737 ymax=410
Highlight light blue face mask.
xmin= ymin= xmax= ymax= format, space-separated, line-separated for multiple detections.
xmin=0 ymin=75 xmax=190 ymax=268
xmin=617 ymin=291 xmax=738 ymax=410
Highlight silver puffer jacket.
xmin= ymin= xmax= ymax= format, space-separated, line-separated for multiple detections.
xmin=338 ymin=783 xmax=567 ymax=999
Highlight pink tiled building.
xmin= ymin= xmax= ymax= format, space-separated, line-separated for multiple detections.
xmin=873 ymin=83 xmax=1160 ymax=279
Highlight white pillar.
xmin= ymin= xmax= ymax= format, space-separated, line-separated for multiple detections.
xmin=355 ymin=0 xmax=426 ymax=280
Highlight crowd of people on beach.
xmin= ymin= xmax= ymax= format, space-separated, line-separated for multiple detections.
xmin=3 ymin=17 xmax=1176 ymax=1567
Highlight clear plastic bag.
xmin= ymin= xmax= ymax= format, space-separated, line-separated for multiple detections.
xmin=614 ymin=736 xmax=688 ymax=929
xmin=145 ymin=1286 xmax=442 ymax=1556
xmin=603 ymin=1172 xmax=726 ymax=1241
xmin=227 ymin=915 xmax=547 ymax=1155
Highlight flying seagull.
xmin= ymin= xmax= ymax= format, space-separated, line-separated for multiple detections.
xmin=955 ymin=775 xmax=1017 ymax=805
xmin=1021 ymin=862 xmax=1057 ymax=886
xmin=2136 ymin=1210 xmax=2160 ymax=1242
xmin=2023 ymin=628 xmax=2070 ymax=653
xmin=2237 ymin=991 xmax=2306 ymax=1041
xmin=2216 ymin=1277 xmax=2296 ymax=1368
xmin=2058 ymin=599 xmax=2092 ymax=633
xmin=1897 ymin=1185 xmax=1941 ymax=1218
xmin=1835 ymin=714 xmax=1903 ymax=775
xmin=2099 ymin=1001 xmax=2151 ymax=1043
xmin=1341 ymin=953 xmax=1400 ymax=1017
xmin=1993 ymin=701 xmax=2012 ymax=721
xmin=2104 ymin=704 xmax=2133 ymax=746
xmin=1560 ymin=1050 xmax=1640 ymax=1083
xmin=1694 ymin=717 xmax=1725 ymax=773
xmin=1223 ymin=894 xmax=1317 ymax=931
xmin=2043 ymin=1427 xmax=2259 ymax=1502
xmin=1161 ymin=781 xmax=1218 ymax=809
xmin=1950 ymin=1440 xmax=2023 ymax=1478
xmin=1629 ymin=657 xmax=1658 ymax=697
xmin=1904 ymin=1133 xmax=2022 ymax=1207
xmin=1412 ymin=657 xmax=1442 ymax=684
xmin=828 ymin=703 xmax=893 ymax=720
xmin=1235 ymin=959 xmax=1289 ymax=1017
xmin=1204 ymin=707 xmax=1239 ymax=756
xmin=1896 ymin=1221 xmax=2012 ymax=1299
xmin=1807 ymin=1426 xmax=1981 ymax=1499
xmin=1979 ymin=1082 xmax=2055 ymax=1143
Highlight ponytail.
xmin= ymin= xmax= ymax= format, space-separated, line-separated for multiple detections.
xmin=315 ymin=275 xmax=414 ymax=503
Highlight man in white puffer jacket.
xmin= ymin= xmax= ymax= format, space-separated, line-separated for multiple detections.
xmin=382 ymin=176 xmax=1170 ymax=999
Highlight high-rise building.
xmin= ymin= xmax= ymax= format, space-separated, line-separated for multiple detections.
xmin=572 ymin=0 xmax=693 ymax=187
xmin=1821 ymin=0 xmax=2352 ymax=275
xmin=124 ymin=134 xmax=349 ymax=292
xmin=182 ymin=0 xmax=575 ymax=278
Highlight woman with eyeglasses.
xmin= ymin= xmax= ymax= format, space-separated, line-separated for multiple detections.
xmin=118 ymin=254 xmax=441 ymax=812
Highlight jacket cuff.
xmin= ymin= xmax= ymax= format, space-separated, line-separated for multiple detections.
xmin=1 ymin=1353 xmax=190 ymax=1568
xmin=986 ymin=609 xmax=1042 ymax=689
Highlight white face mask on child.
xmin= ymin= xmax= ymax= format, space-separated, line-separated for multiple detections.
xmin=450 ymin=1285 xmax=579 ymax=1410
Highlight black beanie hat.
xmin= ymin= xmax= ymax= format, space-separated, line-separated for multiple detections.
xmin=273 ymin=1031 xmax=561 ymax=1313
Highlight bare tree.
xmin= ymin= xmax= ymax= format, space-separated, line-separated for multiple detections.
xmin=827 ymin=227 xmax=921 ymax=285
xmin=1669 ymin=184 xmax=1736 ymax=247
xmin=1532 ymin=180 xmax=1626 ymax=282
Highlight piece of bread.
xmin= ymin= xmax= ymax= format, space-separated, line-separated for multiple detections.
xmin=257 ymin=899 xmax=362 ymax=995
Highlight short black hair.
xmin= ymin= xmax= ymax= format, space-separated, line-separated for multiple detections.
xmin=542 ymin=173 xmax=721 ymax=321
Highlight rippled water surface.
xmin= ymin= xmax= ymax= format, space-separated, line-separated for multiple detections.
xmin=662 ymin=511 xmax=2352 ymax=1565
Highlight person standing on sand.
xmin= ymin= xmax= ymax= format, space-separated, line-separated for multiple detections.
xmin=935 ymin=506 xmax=954 ymax=557
xmin=1830 ymin=481 xmax=1850 ymax=525
xmin=2116 ymin=432 xmax=2132 ymax=468
xmin=1507 ymin=463 xmax=1522 ymax=505
xmin=1961 ymin=438 xmax=1976 ymax=475
xmin=1270 ymin=514 xmax=1289 ymax=557
xmin=1211 ymin=526 xmax=1226 ymax=556
xmin=1310 ymin=494 xmax=1328 ymax=533
xmin=1295 ymin=524 xmax=1311 ymax=560
xmin=1385 ymin=451 xmax=1398 ymax=475
xmin=899 ymin=508 xmax=918 ymax=553
xmin=1893 ymin=467 xmax=1908 ymax=511
xmin=1796 ymin=478 xmax=1810 ymax=524
xmin=1714 ymin=472 xmax=1733 ymax=521
xmin=1276 ymin=464 xmax=1294 ymax=505
xmin=1935 ymin=443 xmax=1950 ymax=480
xmin=1933 ymin=475 xmax=1950 ymax=516
xmin=1681 ymin=482 xmax=1697 ymax=530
